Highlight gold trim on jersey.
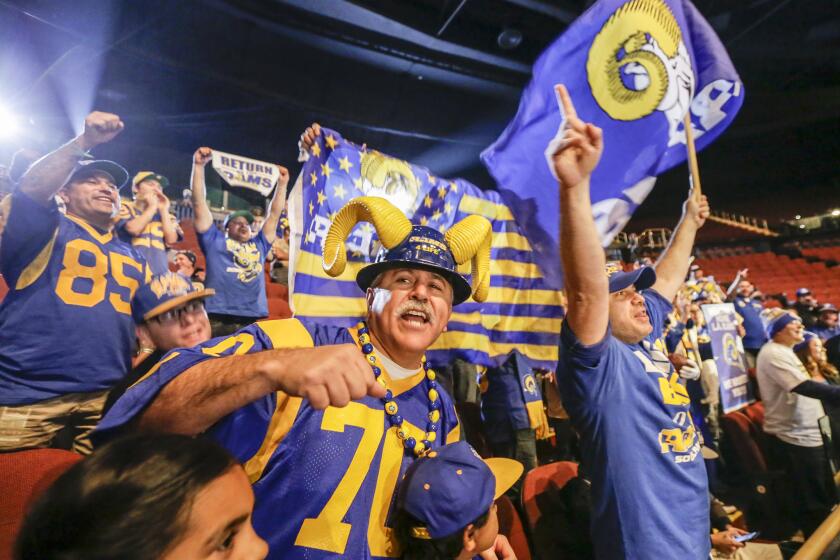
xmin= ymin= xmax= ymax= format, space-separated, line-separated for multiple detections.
xmin=65 ymin=213 xmax=113 ymax=244
xmin=15 ymin=228 xmax=59 ymax=290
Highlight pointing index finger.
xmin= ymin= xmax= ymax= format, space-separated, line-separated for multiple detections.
xmin=555 ymin=84 xmax=577 ymax=120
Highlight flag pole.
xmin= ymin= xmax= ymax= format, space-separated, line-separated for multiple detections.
xmin=684 ymin=112 xmax=702 ymax=199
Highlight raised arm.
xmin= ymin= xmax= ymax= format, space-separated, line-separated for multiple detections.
xmin=651 ymin=190 xmax=710 ymax=302
xmin=190 ymin=147 xmax=215 ymax=233
xmin=548 ymin=85 xmax=607 ymax=345
xmin=138 ymin=344 xmax=386 ymax=435
xmin=20 ymin=112 xmax=124 ymax=204
xmin=261 ymin=165 xmax=290 ymax=244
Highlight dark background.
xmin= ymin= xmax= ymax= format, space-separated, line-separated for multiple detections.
xmin=1 ymin=0 xmax=837 ymax=242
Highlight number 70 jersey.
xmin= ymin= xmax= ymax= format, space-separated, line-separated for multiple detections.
xmin=97 ymin=318 xmax=462 ymax=559
xmin=0 ymin=192 xmax=151 ymax=405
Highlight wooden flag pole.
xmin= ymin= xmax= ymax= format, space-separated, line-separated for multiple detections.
xmin=684 ymin=112 xmax=702 ymax=199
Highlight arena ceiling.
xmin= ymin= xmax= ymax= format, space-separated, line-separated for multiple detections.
xmin=1 ymin=0 xmax=838 ymax=241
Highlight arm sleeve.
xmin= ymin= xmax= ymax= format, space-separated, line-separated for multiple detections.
xmin=642 ymin=289 xmax=674 ymax=344
xmin=792 ymin=380 xmax=840 ymax=406
xmin=665 ymin=321 xmax=686 ymax=353
xmin=0 ymin=191 xmax=60 ymax=284
xmin=198 ymin=224 xmax=222 ymax=254
xmin=557 ymin=321 xmax=617 ymax=406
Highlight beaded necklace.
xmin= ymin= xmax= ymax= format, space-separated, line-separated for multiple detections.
xmin=357 ymin=321 xmax=439 ymax=457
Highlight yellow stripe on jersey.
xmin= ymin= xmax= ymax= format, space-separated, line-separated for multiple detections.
xmin=16 ymin=228 xmax=58 ymax=290
xmin=244 ymin=393 xmax=304 ymax=483
xmin=257 ymin=318 xmax=316 ymax=349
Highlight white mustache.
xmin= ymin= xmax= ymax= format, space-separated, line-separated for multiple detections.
xmin=396 ymin=300 xmax=435 ymax=326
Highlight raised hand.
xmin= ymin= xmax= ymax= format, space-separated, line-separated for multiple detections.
xmin=158 ymin=192 xmax=171 ymax=214
xmin=683 ymin=187 xmax=710 ymax=229
xmin=544 ymin=85 xmax=603 ymax=189
xmin=276 ymin=165 xmax=290 ymax=188
xmin=298 ymin=123 xmax=322 ymax=155
xmin=193 ymin=147 xmax=213 ymax=167
xmin=79 ymin=111 xmax=124 ymax=149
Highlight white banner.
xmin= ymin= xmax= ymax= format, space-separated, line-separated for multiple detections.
xmin=211 ymin=150 xmax=277 ymax=197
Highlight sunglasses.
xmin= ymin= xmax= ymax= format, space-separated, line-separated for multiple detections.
xmin=151 ymin=300 xmax=205 ymax=325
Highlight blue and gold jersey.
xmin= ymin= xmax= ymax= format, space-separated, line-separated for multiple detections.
xmin=0 ymin=192 xmax=151 ymax=405
xmin=97 ymin=318 xmax=461 ymax=559
xmin=116 ymin=199 xmax=173 ymax=275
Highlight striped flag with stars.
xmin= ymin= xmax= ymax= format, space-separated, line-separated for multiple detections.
xmin=288 ymin=128 xmax=564 ymax=369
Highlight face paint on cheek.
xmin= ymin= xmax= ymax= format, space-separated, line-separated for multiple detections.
xmin=370 ymin=287 xmax=392 ymax=315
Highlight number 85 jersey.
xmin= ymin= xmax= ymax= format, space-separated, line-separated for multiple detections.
xmin=0 ymin=192 xmax=150 ymax=405
xmin=97 ymin=318 xmax=461 ymax=559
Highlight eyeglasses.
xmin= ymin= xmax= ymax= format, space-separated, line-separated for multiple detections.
xmin=151 ymin=300 xmax=205 ymax=325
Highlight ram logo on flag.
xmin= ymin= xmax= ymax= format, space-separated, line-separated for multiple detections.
xmin=211 ymin=150 xmax=278 ymax=197
xmin=481 ymin=0 xmax=743 ymax=289
xmin=287 ymin=129 xmax=564 ymax=369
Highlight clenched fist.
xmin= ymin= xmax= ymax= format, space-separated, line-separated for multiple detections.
xmin=193 ymin=147 xmax=213 ymax=167
xmin=79 ymin=111 xmax=124 ymax=150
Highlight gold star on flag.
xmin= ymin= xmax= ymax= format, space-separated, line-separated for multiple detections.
xmin=432 ymin=209 xmax=442 ymax=221
xmin=437 ymin=185 xmax=447 ymax=199
xmin=311 ymin=143 xmax=321 ymax=157
xmin=424 ymin=195 xmax=433 ymax=208
xmin=351 ymin=250 xmax=363 ymax=258
xmin=309 ymin=172 xmax=318 ymax=186
xmin=360 ymin=223 xmax=373 ymax=234
xmin=420 ymin=216 xmax=429 ymax=226
xmin=321 ymin=163 xmax=332 ymax=178
xmin=354 ymin=177 xmax=363 ymax=190
xmin=325 ymin=134 xmax=338 ymax=150
xmin=333 ymin=184 xmax=347 ymax=200
xmin=338 ymin=156 xmax=353 ymax=172
xmin=308 ymin=201 xmax=314 ymax=216
xmin=428 ymin=175 xmax=437 ymax=184
xmin=316 ymin=190 xmax=327 ymax=206
xmin=444 ymin=202 xmax=453 ymax=215
xmin=449 ymin=181 xmax=458 ymax=193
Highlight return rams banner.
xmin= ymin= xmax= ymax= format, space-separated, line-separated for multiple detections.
xmin=287 ymin=128 xmax=564 ymax=370
xmin=212 ymin=150 xmax=278 ymax=197
xmin=481 ymin=0 xmax=743 ymax=289
xmin=701 ymin=303 xmax=755 ymax=414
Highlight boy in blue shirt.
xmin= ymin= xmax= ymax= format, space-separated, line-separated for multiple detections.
xmin=547 ymin=85 xmax=712 ymax=559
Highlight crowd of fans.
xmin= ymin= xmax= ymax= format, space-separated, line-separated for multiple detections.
xmin=0 ymin=97 xmax=838 ymax=560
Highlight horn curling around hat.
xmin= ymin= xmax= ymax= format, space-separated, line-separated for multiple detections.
xmin=323 ymin=197 xmax=413 ymax=277
xmin=444 ymin=215 xmax=491 ymax=302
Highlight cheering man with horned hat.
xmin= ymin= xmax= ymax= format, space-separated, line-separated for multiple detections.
xmin=97 ymin=196 xmax=517 ymax=559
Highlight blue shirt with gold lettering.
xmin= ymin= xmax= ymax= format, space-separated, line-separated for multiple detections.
xmin=116 ymin=200 xmax=176 ymax=275
xmin=0 ymin=192 xmax=150 ymax=405
xmin=96 ymin=318 xmax=461 ymax=559
xmin=199 ymin=226 xmax=270 ymax=318
xmin=556 ymin=289 xmax=709 ymax=560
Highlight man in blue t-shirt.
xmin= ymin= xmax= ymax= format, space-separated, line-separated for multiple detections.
xmin=0 ymin=111 xmax=150 ymax=454
xmin=190 ymin=147 xmax=289 ymax=336
xmin=547 ymin=86 xmax=712 ymax=559
xmin=727 ymin=274 xmax=768 ymax=367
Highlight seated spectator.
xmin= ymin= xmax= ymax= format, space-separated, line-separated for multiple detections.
xmin=757 ymin=311 xmax=838 ymax=536
xmin=102 ymin=273 xmax=214 ymax=415
xmin=190 ymin=148 xmax=289 ymax=336
xmin=173 ymin=249 xmax=205 ymax=285
xmin=795 ymin=332 xmax=840 ymax=385
xmin=15 ymin=433 xmax=267 ymax=560
xmin=0 ymin=112 xmax=150 ymax=455
xmin=117 ymin=171 xmax=182 ymax=275
xmin=812 ymin=304 xmax=840 ymax=342
xmin=394 ymin=441 xmax=522 ymax=560
xmin=794 ymin=288 xmax=819 ymax=328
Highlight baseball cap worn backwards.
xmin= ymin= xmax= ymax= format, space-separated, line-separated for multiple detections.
xmin=132 ymin=272 xmax=215 ymax=324
xmin=66 ymin=160 xmax=129 ymax=190
xmin=605 ymin=261 xmax=657 ymax=294
xmin=396 ymin=441 xmax=523 ymax=540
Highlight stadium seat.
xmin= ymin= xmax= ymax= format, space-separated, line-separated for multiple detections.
xmin=0 ymin=449 xmax=82 ymax=559
xmin=267 ymin=297 xmax=291 ymax=319
xmin=266 ymin=282 xmax=288 ymax=300
xmin=496 ymin=495 xmax=532 ymax=560
xmin=521 ymin=460 xmax=579 ymax=530
xmin=720 ymin=411 xmax=767 ymax=473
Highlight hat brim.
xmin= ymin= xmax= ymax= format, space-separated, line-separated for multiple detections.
xmin=356 ymin=260 xmax=472 ymax=305
xmin=142 ymin=289 xmax=215 ymax=322
xmin=132 ymin=173 xmax=170 ymax=191
xmin=485 ymin=457 xmax=524 ymax=500
xmin=608 ymin=266 xmax=657 ymax=294
xmin=68 ymin=161 xmax=129 ymax=190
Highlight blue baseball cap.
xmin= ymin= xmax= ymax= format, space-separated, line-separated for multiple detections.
xmin=396 ymin=441 xmax=523 ymax=540
xmin=65 ymin=159 xmax=129 ymax=190
xmin=132 ymin=272 xmax=215 ymax=324
xmin=605 ymin=261 xmax=656 ymax=294
xmin=357 ymin=225 xmax=472 ymax=305
xmin=796 ymin=288 xmax=812 ymax=297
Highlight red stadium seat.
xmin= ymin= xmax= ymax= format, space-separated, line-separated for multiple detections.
xmin=496 ymin=495 xmax=532 ymax=560
xmin=742 ymin=401 xmax=765 ymax=428
xmin=521 ymin=460 xmax=579 ymax=530
xmin=266 ymin=282 xmax=288 ymax=300
xmin=0 ymin=449 xmax=82 ymax=559
xmin=720 ymin=410 xmax=767 ymax=473
xmin=267 ymin=297 xmax=291 ymax=319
